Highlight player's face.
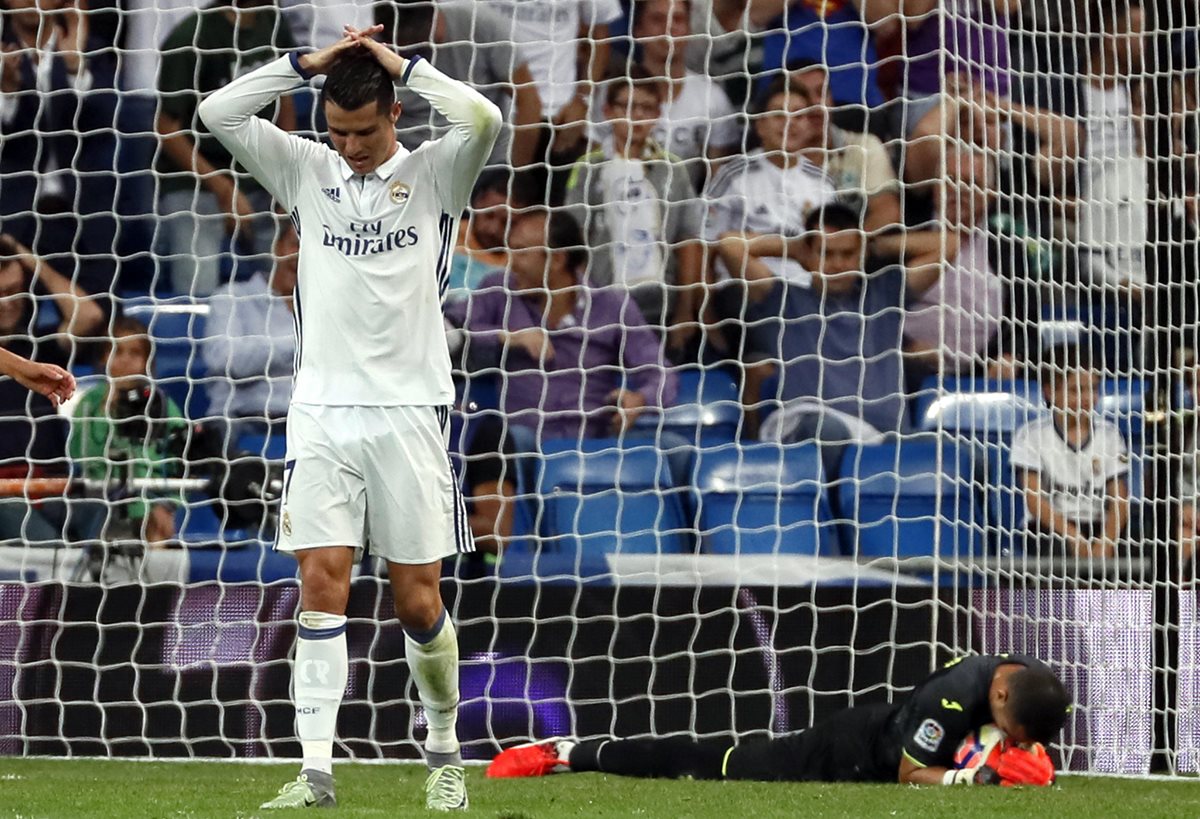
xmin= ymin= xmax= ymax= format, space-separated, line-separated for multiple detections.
xmin=0 ymin=262 xmax=28 ymax=336
xmin=803 ymin=228 xmax=864 ymax=295
xmin=607 ymin=88 xmax=661 ymax=149
xmin=325 ymin=100 xmax=402 ymax=176
xmin=756 ymin=90 xmax=821 ymax=156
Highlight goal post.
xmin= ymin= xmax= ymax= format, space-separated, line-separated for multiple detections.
xmin=0 ymin=0 xmax=1193 ymax=776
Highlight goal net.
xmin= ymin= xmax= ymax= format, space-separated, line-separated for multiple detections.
xmin=0 ymin=0 xmax=1194 ymax=775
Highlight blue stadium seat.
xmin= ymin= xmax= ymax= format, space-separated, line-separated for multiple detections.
xmin=1099 ymin=378 xmax=1146 ymax=444
xmin=535 ymin=438 xmax=691 ymax=555
xmin=633 ymin=366 xmax=742 ymax=444
xmin=692 ymin=442 xmax=839 ymax=556
xmin=838 ymin=437 xmax=983 ymax=559
xmin=913 ymin=377 xmax=1044 ymax=437
xmin=123 ymin=298 xmax=209 ymax=418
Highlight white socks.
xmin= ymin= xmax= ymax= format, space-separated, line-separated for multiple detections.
xmin=404 ymin=610 xmax=461 ymax=760
xmin=294 ymin=610 xmax=349 ymax=776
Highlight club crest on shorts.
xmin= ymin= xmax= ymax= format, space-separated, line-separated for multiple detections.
xmin=389 ymin=181 xmax=412 ymax=205
xmin=282 ymin=510 xmax=293 ymax=537
xmin=914 ymin=718 xmax=944 ymax=752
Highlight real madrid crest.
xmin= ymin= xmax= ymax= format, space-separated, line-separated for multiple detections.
xmin=390 ymin=181 xmax=412 ymax=205
xmin=282 ymin=510 xmax=293 ymax=537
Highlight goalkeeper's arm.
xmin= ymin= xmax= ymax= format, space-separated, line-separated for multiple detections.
xmin=898 ymin=753 xmax=1002 ymax=786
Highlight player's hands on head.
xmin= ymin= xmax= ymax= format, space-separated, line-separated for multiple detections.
xmin=297 ymin=24 xmax=382 ymax=76
xmin=994 ymin=743 xmax=1055 ymax=787
xmin=345 ymin=25 xmax=408 ymax=80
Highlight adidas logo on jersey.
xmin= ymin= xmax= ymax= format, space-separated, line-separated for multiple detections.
xmin=322 ymin=187 xmax=341 ymax=204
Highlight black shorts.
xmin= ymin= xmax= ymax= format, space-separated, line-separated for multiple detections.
xmin=726 ymin=703 xmax=897 ymax=783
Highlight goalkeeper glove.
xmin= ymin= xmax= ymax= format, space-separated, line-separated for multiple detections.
xmin=994 ymin=743 xmax=1055 ymax=787
xmin=941 ymin=765 xmax=1001 ymax=785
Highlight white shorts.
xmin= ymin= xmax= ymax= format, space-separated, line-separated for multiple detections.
xmin=275 ymin=404 xmax=473 ymax=563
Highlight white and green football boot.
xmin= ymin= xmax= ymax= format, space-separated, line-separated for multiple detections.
xmin=424 ymin=764 xmax=468 ymax=812
xmin=260 ymin=770 xmax=336 ymax=809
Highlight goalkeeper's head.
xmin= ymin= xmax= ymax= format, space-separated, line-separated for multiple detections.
xmin=321 ymin=48 xmax=401 ymax=176
xmin=992 ymin=666 xmax=1072 ymax=746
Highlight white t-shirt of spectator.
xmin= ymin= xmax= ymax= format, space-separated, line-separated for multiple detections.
xmin=598 ymin=152 xmax=667 ymax=287
xmin=469 ymin=0 xmax=622 ymax=117
xmin=702 ymin=149 xmax=836 ymax=284
xmin=1076 ymin=81 xmax=1148 ymax=287
xmin=1010 ymin=415 xmax=1130 ymax=526
xmin=590 ymin=70 xmax=740 ymax=186
xmin=904 ymin=229 xmax=1004 ymax=370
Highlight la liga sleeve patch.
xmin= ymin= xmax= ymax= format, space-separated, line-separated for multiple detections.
xmin=914 ymin=719 xmax=945 ymax=753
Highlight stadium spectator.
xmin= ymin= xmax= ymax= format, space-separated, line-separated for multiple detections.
xmin=702 ymin=76 xmax=835 ymax=361
xmin=0 ymin=232 xmax=107 ymax=354
xmin=154 ymin=0 xmax=298 ymax=295
xmin=1011 ymin=343 xmax=1131 ymax=560
xmin=565 ymin=70 xmax=705 ymax=360
xmin=757 ymin=0 xmax=888 ymax=115
xmin=683 ymin=0 xmax=774 ymax=110
xmin=69 ymin=317 xmax=189 ymax=548
xmin=0 ymin=0 xmax=118 ymax=247
xmin=598 ymin=0 xmax=740 ymax=189
xmin=202 ymin=220 xmax=298 ymax=434
xmin=472 ymin=0 xmax=623 ymax=169
xmin=0 ymin=246 xmax=77 ymax=544
xmin=1016 ymin=0 xmax=1147 ymax=295
xmin=903 ymin=148 xmax=1007 ymax=376
xmin=376 ymin=0 xmax=543 ymax=168
xmin=461 ymin=209 xmax=677 ymax=443
xmin=447 ymin=170 xmax=538 ymax=306
xmin=717 ymin=203 xmax=940 ymax=468
xmin=784 ymin=60 xmax=940 ymax=263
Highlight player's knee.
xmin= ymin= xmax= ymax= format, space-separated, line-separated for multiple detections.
xmin=394 ymin=593 xmax=443 ymax=633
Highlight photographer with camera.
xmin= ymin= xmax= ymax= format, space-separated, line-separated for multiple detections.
xmin=68 ymin=317 xmax=189 ymax=548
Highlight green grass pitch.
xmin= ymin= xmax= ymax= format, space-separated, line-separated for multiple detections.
xmin=0 ymin=760 xmax=1196 ymax=819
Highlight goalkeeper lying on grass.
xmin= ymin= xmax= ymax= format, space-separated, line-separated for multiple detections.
xmin=490 ymin=654 xmax=1069 ymax=787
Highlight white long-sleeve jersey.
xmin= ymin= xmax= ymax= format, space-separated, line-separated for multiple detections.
xmin=198 ymin=54 xmax=501 ymax=407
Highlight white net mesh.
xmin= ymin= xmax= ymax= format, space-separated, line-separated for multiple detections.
xmin=0 ymin=0 xmax=1195 ymax=774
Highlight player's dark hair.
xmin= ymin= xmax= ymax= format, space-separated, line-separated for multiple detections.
xmin=539 ymin=209 xmax=587 ymax=276
xmin=321 ymin=48 xmax=395 ymax=114
xmin=375 ymin=0 xmax=436 ymax=50
xmin=1006 ymin=667 xmax=1072 ymax=745
xmin=1039 ymin=342 xmax=1096 ymax=393
xmin=804 ymin=202 xmax=863 ymax=234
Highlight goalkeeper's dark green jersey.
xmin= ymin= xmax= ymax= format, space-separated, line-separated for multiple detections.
xmin=880 ymin=653 xmax=1054 ymax=772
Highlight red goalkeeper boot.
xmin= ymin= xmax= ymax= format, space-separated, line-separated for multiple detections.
xmin=487 ymin=739 xmax=573 ymax=778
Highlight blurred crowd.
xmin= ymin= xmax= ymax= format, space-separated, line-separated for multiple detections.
xmin=0 ymin=0 xmax=1197 ymax=570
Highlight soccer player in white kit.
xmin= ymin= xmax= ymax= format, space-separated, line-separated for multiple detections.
xmin=198 ymin=23 xmax=501 ymax=811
